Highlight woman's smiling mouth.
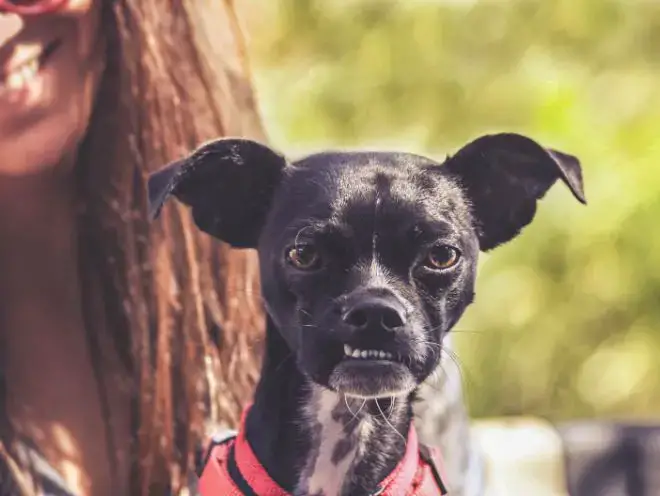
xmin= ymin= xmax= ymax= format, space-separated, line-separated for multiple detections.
xmin=0 ymin=38 xmax=62 ymax=93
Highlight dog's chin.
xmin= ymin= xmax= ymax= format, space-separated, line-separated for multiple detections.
xmin=327 ymin=360 xmax=417 ymax=399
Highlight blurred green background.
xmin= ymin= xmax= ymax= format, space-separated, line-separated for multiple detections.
xmin=244 ymin=0 xmax=660 ymax=421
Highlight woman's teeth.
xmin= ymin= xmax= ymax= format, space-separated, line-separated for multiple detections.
xmin=343 ymin=345 xmax=396 ymax=360
xmin=2 ymin=58 xmax=40 ymax=90
xmin=3 ymin=60 xmax=40 ymax=89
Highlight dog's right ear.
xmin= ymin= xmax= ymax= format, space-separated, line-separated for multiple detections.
xmin=147 ymin=138 xmax=287 ymax=248
xmin=443 ymin=133 xmax=586 ymax=251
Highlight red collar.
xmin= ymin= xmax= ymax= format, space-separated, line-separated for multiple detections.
xmin=198 ymin=406 xmax=448 ymax=495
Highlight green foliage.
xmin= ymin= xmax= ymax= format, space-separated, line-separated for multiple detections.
xmin=248 ymin=0 xmax=660 ymax=420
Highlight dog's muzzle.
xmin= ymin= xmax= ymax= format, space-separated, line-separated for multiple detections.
xmin=328 ymin=290 xmax=418 ymax=398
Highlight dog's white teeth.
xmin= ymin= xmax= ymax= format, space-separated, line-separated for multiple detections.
xmin=345 ymin=347 xmax=395 ymax=360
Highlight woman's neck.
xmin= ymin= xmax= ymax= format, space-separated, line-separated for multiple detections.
xmin=0 ymin=172 xmax=80 ymax=313
xmin=0 ymin=172 xmax=131 ymax=496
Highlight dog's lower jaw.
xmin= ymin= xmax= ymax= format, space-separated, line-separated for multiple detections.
xmin=245 ymin=318 xmax=415 ymax=496
xmin=328 ymin=360 xmax=417 ymax=400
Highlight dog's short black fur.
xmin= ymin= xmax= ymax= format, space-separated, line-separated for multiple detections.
xmin=149 ymin=133 xmax=585 ymax=496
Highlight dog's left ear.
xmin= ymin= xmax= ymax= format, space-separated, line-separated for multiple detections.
xmin=444 ymin=133 xmax=586 ymax=251
xmin=147 ymin=138 xmax=287 ymax=248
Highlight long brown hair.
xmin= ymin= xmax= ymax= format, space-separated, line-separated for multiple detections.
xmin=2 ymin=1 xmax=265 ymax=494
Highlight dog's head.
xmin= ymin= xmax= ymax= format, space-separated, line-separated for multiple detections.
xmin=148 ymin=133 xmax=585 ymax=399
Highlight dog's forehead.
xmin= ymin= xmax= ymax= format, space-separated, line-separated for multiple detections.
xmin=279 ymin=151 xmax=471 ymax=229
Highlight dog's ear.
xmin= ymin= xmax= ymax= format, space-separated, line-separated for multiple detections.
xmin=147 ymin=138 xmax=287 ymax=248
xmin=444 ymin=133 xmax=586 ymax=251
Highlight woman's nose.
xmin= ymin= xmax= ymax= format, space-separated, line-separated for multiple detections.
xmin=0 ymin=13 xmax=24 ymax=47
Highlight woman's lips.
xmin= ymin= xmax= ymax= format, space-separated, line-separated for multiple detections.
xmin=0 ymin=38 xmax=63 ymax=92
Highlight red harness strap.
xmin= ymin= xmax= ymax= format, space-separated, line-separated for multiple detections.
xmin=198 ymin=408 xmax=449 ymax=496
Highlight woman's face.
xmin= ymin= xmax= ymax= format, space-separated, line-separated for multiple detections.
xmin=0 ymin=0 xmax=105 ymax=176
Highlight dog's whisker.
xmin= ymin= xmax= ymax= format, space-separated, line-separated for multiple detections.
xmin=344 ymin=395 xmax=367 ymax=425
xmin=417 ymin=339 xmax=443 ymax=362
xmin=421 ymin=348 xmax=471 ymax=397
xmin=422 ymin=322 xmax=484 ymax=336
xmin=344 ymin=393 xmax=356 ymax=417
xmin=415 ymin=339 xmax=442 ymax=353
xmin=375 ymin=399 xmax=406 ymax=443
xmin=387 ymin=396 xmax=396 ymax=420
xmin=274 ymin=351 xmax=294 ymax=372
xmin=442 ymin=347 xmax=464 ymax=371
xmin=440 ymin=347 xmax=477 ymax=395
xmin=348 ymin=398 xmax=368 ymax=428
xmin=355 ymin=398 xmax=367 ymax=417
xmin=298 ymin=308 xmax=313 ymax=318
xmin=409 ymin=337 xmax=443 ymax=362
xmin=418 ymin=340 xmax=442 ymax=348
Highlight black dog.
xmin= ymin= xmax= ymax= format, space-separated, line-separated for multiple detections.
xmin=148 ymin=133 xmax=585 ymax=496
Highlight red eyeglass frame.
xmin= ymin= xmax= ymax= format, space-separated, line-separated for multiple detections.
xmin=0 ymin=0 xmax=67 ymax=15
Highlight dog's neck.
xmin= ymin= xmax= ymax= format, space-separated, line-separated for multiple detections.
xmin=244 ymin=317 xmax=414 ymax=496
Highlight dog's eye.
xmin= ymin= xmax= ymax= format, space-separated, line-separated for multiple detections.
xmin=425 ymin=245 xmax=460 ymax=270
xmin=286 ymin=244 xmax=321 ymax=270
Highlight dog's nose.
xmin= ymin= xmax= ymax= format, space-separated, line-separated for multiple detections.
xmin=342 ymin=297 xmax=407 ymax=332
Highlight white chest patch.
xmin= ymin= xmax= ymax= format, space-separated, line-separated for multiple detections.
xmin=298 ymin=388 xmax=368 ymax=496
